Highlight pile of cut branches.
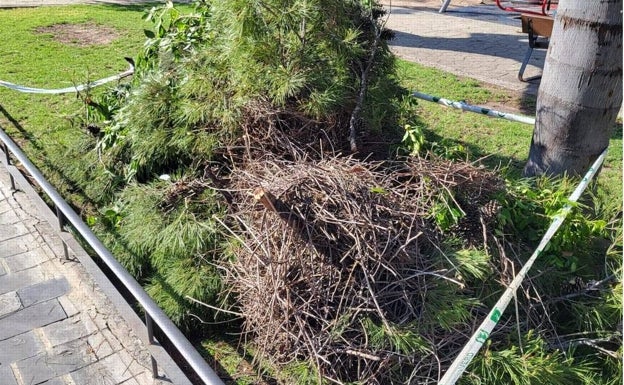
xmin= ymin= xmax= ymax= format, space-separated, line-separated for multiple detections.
xmin=222 ymin=155 xmax=503 ymax=383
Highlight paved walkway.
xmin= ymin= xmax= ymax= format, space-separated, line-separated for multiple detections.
xmin=383 ymin=0 xmax=543 ymax=96
xmin=0 ymin=165 xmax=182 ymax=385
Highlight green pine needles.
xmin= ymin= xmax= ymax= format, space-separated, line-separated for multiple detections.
xmin=84 ymin=0 xmax=400 ymax=327
xmin=466 ymin=332 xmax=598 ymax=385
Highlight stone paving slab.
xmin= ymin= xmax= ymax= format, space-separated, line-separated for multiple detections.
xmin=0 ymin=365 xmax=19 ymax=385
xmin=0 ymin=234 xmax=36 ymax=258
xmin=0 ymin=291 xmax=21 ymax=316
xmin=0 ymin=331 xmax=45 ymax=364
xmin=18 ymin=277 xmax=70 ymax=307
xmin=13 ymin=339 xmax=96 ymax=385
xmin=0 ymin=266 xmax=46 ymax=296
xmin=4 ymin=247 xmax=50 ymax=273
xmin=383 ymin=1 xmax=543 ymax=96
xmin=0 ymin=299 xmax=67 ymax=340
xmin=0 ymin=166 xmax=186 ymax=385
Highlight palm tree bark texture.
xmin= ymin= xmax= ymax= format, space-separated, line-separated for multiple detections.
xmin=524 ymin=0 xmax=622 ymax=176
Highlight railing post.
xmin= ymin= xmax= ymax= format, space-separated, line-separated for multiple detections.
xmin=55 ymin=205 xmax=66 ymax=231
xmin=2 ymin=143 xmax=16 ymax=190
xmin=145 ymin=313 xmax=159 ymax=379
xmin=62 ymin=240 xmax=70 ymax=260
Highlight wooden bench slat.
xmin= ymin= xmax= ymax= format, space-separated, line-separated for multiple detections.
xmin=521 ymin=14 xmax=554 ymax=37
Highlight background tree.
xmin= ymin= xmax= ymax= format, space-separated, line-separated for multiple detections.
xmin=524 ymin=0 xmax=622 ymax=177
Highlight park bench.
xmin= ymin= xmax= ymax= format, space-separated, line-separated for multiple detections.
xmin=495 ymin=0 xmax=557 ymax=16
xmin=497 ymin=1 xmax=557 ymax=81
xmin=437 ymin=0 xmax=556 ymax=82
xmin=517 ymin=13 xmax=553 ymax=81
xmin=439 ymin=0 xmax=557 ymax=15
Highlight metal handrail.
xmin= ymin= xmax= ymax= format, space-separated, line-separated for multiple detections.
xmin=0 ymin=125 xmax=224 ymax=385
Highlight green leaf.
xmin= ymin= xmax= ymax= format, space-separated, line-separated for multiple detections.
xmin=144 ymin=29 xmax=156 ymax=39
xmin=370 ymin=186 xmax=387 ymax=194
xmin=86 ymin=215 xmax=97 ymax=227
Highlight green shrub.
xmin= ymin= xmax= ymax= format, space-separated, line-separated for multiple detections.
xmin=81 ymin=0 xmax=401 ymax=328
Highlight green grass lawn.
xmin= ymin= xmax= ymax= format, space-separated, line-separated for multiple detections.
xmin=0 ymin=4 xmax=158 ymax=199
xmin=0 ymin=4 xmax=620 ymax=384
xmin=396 ymin=60 xmax=623 ymax=205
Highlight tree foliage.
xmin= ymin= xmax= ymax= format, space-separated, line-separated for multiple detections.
xmin=87 ymin=0 xmax=399 ymax=327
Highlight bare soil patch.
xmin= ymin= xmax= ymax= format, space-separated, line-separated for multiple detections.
xmin=35 ymin=22 xmax=120 ymax=47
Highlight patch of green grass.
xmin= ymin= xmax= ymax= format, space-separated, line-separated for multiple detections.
xmin=396 ymin=59 xmax=622 ymax=203
xmin=201 ymin=337 xmax=312 ymax=385
xmin=396 ymin=60 xmax=535 ymax=173
xmin=597 ymin=122 xmax=623 ymax=206
xmin=0 ymin=7 xmax=143 ymax=144
xmin=0 ymin=6 xmax=189 ymax=136
xmin=0 ymin=3 xmax=191 ymax=205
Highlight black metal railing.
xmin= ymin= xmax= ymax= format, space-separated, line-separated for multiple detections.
xmin=0 ymin=125 xmax=224 ymax=385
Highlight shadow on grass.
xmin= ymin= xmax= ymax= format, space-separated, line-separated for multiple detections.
xmin=422 ymin=119 xmax=622 ymax=181
xmin=610 ymin=121 xmax=622 ymax=140
xmin=398 ymin=97 xmax=529 ymax=178
xmin=425 ymin=127 xmax=526 ymax=175
xmin=0 ymin=104 xmax=92 ymax=208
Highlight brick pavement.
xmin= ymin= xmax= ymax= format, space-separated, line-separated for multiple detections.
xmin=0 ymin=166 xmax=181 ymax=385
xmin=383 ymin=0 xmax=543 ymax=96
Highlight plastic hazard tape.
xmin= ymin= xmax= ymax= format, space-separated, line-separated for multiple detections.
xmin=438 ymin=147 xmax=609 ymax=385
xmin=0 ymin=61 xmax=134 ymax=94
xmin=412 ymin=91 xmax=536 ymax=125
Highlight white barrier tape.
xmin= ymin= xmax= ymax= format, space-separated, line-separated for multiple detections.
xmin=0 ymin=64 xmax=134 ymax=94
xmin=438 ymin=147 xmax=609 ymax=385
xmin=412 ymin=91 xmax=536 ymax=125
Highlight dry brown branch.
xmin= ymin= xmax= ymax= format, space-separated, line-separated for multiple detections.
xmin=218 ymin=155 xmax=507 ymax=383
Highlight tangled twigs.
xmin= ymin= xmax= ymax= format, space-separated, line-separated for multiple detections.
xmin=221 ymin=155 xmax=505 ymax=384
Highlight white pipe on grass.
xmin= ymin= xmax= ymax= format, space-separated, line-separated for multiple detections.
xmin=412 ymin=91 xmax=536 ymax=125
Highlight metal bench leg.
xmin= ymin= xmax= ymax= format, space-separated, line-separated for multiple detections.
xmin=518 ymin=46 xmax=540 ymax=82
xmin=439 ymin=0 xmax=452 ymax=13
xmin=518 ymin=22 xmax=547 ymax=82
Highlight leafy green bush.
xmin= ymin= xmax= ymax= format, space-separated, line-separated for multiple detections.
xmin=497 ymin=176 xmax=610 ymax=272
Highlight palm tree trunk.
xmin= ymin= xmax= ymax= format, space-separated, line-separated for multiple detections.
xmin=524 ymin=0 xmax=622 ymax=177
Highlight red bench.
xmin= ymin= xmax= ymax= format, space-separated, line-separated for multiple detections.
xmin=496 ymin=1 xmax=556 ymax=81
xmin=496 ymin=0 xmax=557 ymax=16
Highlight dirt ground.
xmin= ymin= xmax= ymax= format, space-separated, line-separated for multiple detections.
xmin=35 ymin=22 xmax=119 ymax=46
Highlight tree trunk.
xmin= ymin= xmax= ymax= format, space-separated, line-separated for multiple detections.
xmin=524 ymin=0 xmax=622 ymax=177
